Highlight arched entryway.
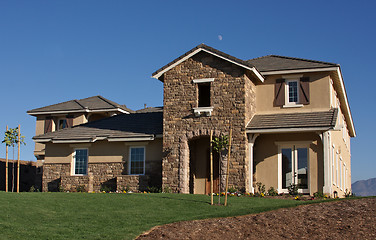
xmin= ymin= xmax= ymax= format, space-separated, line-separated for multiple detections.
xmin=189 ymin=136 xmax=219 ymax=194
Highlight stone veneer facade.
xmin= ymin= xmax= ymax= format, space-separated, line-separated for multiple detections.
xmin=162 ymin=51 xmax=257 ymax=193
xmin=42 ymin=160 xmax=160 ymax=192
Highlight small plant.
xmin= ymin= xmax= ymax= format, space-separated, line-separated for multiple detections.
xmin=100 ymin=185 xmax=111 ymax=193
xmin=313 ymin=191 xmax=324 ymax=198
xmin=255 ymin=182 xmax=265 ymax=195
xmin=58 ymin=184 xmax=65 ymax=192
xmin=267 ymin=187 xmax=278 ymax=196
xmin=76 ymin=185 xmax=86 ymax=192
xmin=147 ymin=186 xmax=161 ymax=193
xmin=228 ymin=187 xmax=237 ymax=193
xmin=287 ymin=184 xmax=298 ymax=196
xmin=163 ymin=186 xmax=171 ymax=193
xmin=29 ymin=185 xmax=36 ymax=192
xmin=344 ymin=189 xmax=355 ymax=198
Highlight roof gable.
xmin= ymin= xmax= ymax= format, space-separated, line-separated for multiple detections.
xmin=152 ymin=44 xmax=264 ymax=82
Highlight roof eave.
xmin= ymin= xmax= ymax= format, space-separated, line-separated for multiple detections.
xmin=246 ymin=126 xmax=334 ymax=134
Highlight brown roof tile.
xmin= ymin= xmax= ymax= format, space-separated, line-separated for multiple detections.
xmin=247 ymin=109 xmax=338 ymax=131
xmin=27 ymin=96 xmax=133 ymax=114
xmin=247 ymin=55 xmax=339 ymax=72
xmin=33 ymin=112 xmax=162 ymax=141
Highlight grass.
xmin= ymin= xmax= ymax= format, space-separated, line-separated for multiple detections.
xmin=0 ymin=192 xmax=328 ymax=240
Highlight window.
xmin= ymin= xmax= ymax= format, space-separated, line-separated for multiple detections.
xmin=274 ymin=77 xmax=309 ymax=107
xmin=336 ymin=152 xmax=339 ymax=186
xmin=332 ymin=145 xmax=335 ymax=186
xmin=58 ymin=119 xmax=67 ymax=130
xmin=129 ymin=147 xmax=145 ymax=175
xmin=339 ymin=157 xmax=343 ymax=190
xmin=198 ymin=83 xmax=211 ymax=107
xmin=287 ymin=80 xmax=299 ymax=104
xmin=192 ymin=78 xmax=214 ymax=116
xmin=73 ymin=149 xmax=88 ymax=175
xmin=278 ymin=144 xmax=309 ymax=194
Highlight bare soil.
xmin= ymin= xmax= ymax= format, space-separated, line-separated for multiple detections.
xmin=137 ymin=198 xmax=376 ymax=240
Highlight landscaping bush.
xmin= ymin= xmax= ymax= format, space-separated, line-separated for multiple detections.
xmin=267 ymin=187 xmax=278 ymax=196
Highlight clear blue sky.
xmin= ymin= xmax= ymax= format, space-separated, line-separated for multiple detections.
xmin=0 ymin=1 xmax=375 ymax=183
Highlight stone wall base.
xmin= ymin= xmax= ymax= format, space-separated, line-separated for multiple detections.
xmin=42 ymin=162 xmax=156 ymax=192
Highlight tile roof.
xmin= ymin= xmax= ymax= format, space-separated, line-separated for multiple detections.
xmin=135 ymin=106 xmax=163 ymax=113
xmin=27 ymin=96 xmax=133 ymax=115
xmin=247 ymin=55 xmax=339 ymax=72
xmin=33 ymin=112 xmax=162 ymax=142
xmin=247 ymin=109 xmax=338 ymax=132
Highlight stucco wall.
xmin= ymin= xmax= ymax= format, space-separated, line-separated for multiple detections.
xmin=253 ymin=133 xmax=323 ymax=195
xmin=255 ymin=72 xmax=331 ymax=114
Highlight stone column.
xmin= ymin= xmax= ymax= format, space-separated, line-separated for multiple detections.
xmin=322 ymin=131 xmax=332 ymax=195
xmin=88 ymin=172 xmax=94 ymax=192
xmin=179 ymin=138 xmax=189 ymax=194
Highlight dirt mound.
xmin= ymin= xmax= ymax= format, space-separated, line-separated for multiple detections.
xmin=137 ymin=198 xmax=376 ymax=239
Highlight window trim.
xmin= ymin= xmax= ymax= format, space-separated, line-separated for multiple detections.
xmin=72 ymin=148 xmax=89 ymax=176
xmin=284 ymin=79 xmax=302 ymax=107
xmin=128 ymin=146 xmax=146 ymax=175
xmin=193 ymin=78 xmax=214 ymax=117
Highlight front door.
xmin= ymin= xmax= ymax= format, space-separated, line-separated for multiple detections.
xmin=280 ymin=145 xmax=309 ymax=194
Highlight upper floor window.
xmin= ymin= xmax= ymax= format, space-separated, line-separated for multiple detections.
xmin=274 ymin=77 xmax=310 ymax=107
xmin=198 ymin=83 xmax=211 ymax=107
xmin=286 ymin=80 xmax=299 ymax=104
xmin=192 ymin=78 xmax=214 ymax=116
xmin=58 ymin=119 xmax=67 ymax=130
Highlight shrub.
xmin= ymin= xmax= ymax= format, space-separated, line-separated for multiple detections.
xmin=147 ymin=186 xmax=161 ymax=193
xmin=255 ymin=182 xmax=265 ymax=195
xmin=344 ymin=189 xmax=355 ymax=198
xmin=76 ymin=185 xmax=86 ymax=192
xmin=29 ymin=185 xmax=36 ymax=192
xmin=163 ymin=186 xmax=171 ymax=193
xmin=267 ymin=187 xmax=278 ymax=196
xmin=100 ymin=185 xmax=111 ymax=193
xmin=313 ymin=191 xmax=324 ymax=198
xmin=228 ymin=187 xmax=237 ymax=193
xmin=58 ymin=184 xmax=65 ymax=192
xmin=287 ymin=184 xmax=298 ymax=196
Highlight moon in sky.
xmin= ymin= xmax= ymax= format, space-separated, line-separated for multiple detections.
xmin=218 ymin=35 xmax=223 ymax=41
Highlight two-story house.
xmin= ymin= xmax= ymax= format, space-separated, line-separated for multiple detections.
xmin=28 ymin=95 xmax=132 ymax=190
xmin=31 ymin=44 xmax=355 ymax=197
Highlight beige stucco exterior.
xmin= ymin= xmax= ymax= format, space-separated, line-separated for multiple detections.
xmin=45 ymin=139 xmax=162 ymax=167
xmin=253 ymin=133 xmax=323 ymax=195
xmin=255 ymin=72 xmax=332 ymax=114
xmin=249 ymin=70 xmax=353 ymax=197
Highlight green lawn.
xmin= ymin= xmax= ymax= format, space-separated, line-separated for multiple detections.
xmin=0 ymin=192 xmax=322 ymax=239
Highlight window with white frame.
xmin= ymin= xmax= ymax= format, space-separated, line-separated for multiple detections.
xmin=336 ymin=152 xmax=339 ymax=186
xmin=332 ymin=145 xmax=335 ymax=186
xmin=344 ymin=163 xmax=347 ymax=190
xmin=73 ymin=149 xmax=88 ymax=175
xmin=129 ymin=147 xmax=145 ymax=175
xmin=339 ymin=157 xmax=343 ymax=190
xmin=286 ymin=80 xmax=299 ymax=104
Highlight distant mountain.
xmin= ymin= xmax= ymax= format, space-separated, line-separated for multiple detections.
xmin=352 ymin=178 xmax=376 ymax=196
